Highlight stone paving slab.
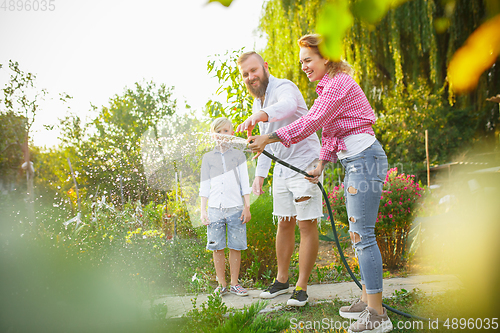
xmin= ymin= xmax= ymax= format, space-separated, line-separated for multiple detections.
xmin=154 ymin=274 xmax=462 ymax=318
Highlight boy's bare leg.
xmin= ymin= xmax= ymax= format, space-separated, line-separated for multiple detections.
xmin=229 ymin=249 xmax=241 ymax=286
xmin=276 ymin=216 xmax=296 ymax=283
xmin=213 ymin=249 xmax=226 ymax=287
xmin=296 ymin=219 xmax=318 ymax=291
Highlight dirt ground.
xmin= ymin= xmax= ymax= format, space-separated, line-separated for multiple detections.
xmin=315 ymin=239 xmax=415 ymax=278
xmin=316 ymin=240 xmax=349 ymax=266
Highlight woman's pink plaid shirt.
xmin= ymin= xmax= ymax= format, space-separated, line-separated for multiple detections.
xmin=275 ymin=73 xmax=375 ymax=163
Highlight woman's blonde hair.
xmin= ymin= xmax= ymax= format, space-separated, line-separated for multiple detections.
xmin=298 ymin=34 xmax=354 ymax=78
xmin=210 ymin=117 xmax=233 ymax=133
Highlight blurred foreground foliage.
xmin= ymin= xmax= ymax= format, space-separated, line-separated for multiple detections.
xmin=0 ymin=191 xmax=212 ymax=333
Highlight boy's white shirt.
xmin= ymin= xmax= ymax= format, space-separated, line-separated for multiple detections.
xmin=199 ymin=147 xmax=251 ymax=209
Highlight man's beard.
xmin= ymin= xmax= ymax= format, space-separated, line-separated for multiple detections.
xmin=246 ymin=71 xmax=269 ymax=99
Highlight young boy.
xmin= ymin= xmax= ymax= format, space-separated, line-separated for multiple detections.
xmin=199 ymin=117 xmax=251 ymax=296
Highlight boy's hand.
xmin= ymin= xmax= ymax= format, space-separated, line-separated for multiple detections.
xmin=240 ymin=206 xmax=251 ymax=224
xmin=201 ymin=210 xmax=210 ymax=226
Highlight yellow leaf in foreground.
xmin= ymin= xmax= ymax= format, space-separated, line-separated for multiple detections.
xmin=448 ymin=14 xmax=500 ymax=93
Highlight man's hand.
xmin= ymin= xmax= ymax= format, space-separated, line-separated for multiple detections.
xmin=252 ymin=176 xmax=265 ymax=196
xmin=240 ymin=206 xmax=251 ymax=224
xmin=236 ymin=111 xmax=269 ymax=137
xmin=201 ymin=210 xmax=210 ymax=226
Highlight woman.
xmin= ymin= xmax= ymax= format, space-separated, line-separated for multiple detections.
xmin=246 ymin=34 xmax=392 ymax=333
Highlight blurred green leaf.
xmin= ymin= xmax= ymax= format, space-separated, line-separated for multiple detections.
xmin=434 ymin=17 xmax=451 ymax=33
xmin=208 ymin=0 xmax=233 ymax=7
xmin=352 ymin=0 xmax=409 ymax=25
xmin=352 ymin=0 xmax=391 ymax=24
xmin=316 ymin=0 xmax=353 ymax=61
xmin=485 ymin=0 xmax=500 ymax=18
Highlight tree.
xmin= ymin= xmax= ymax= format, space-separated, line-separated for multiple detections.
xmin=67 ymin=81 xmax=178 ymax=205
xmin=0 ymin=61 xmax=47 ymax=221
xmin=257 ymin=0 xmax=499 ymax=176
xmin=0 ymin=111 xmax=25 ymax=184
xmin=208 ymin=0 xmax=499 ymax=178
xmin=205 ymin=49 xmax=254 ymax=130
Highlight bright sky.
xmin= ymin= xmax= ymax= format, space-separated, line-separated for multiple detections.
xmin=0 ymin=0 xmax=266 ymax=148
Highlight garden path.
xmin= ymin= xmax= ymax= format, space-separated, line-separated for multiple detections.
xmin=154 ymin=274 xmax=462 ymax=318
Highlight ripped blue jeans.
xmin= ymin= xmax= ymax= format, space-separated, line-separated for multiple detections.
xmin=340 ymin=140 xmax=388 ymax=294
xmin=206 ymin=206 xmax=247 ymax=251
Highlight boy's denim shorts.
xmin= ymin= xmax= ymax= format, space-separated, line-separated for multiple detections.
xmin=206 ymin=206 xmax=247 ymax=251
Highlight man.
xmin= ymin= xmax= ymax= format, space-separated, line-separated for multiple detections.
xmin=236 ymin=51 xmax=322 ymax=306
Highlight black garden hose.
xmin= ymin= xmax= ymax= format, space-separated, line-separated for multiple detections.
xmin=261 ymin=149 xmax=437 ymax=322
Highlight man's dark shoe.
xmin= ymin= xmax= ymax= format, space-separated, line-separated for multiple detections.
xmin=286 ymin=287 xmax=308 ymax=307
xmin=259 ymin=278 xmax=290 ymax=299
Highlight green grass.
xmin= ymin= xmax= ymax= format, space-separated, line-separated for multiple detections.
xmin=241 ymin=288 xmax=470 ymax=333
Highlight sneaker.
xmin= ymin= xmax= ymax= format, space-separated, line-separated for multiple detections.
xmin=339 ymin=298 xmax=368 ymax=319
xmin=348 ymin=306 xmax=393 ymax=333
xmin=214 ymin=285 xmax=228 ymax=295
xmin=286 ymin=287 xmax=308 ymax=307
xmin=259 ymin=279 xmax=290 ymax=299
xmin=230 ymin=284 xmax=249 ymax=296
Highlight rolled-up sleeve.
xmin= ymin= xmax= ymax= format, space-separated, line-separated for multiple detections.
xmin=320 ymin=148 xmax=337 ymax=163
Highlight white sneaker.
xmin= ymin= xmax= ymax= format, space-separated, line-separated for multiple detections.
xmin=348 ymin=306 xmax=393 ymax=333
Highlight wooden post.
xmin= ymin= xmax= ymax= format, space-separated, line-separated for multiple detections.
xmin=174 ymin=171 xmax=178 ymax=238
xmin=425 ymin=130 xmax=430 ymax=186
xmin=67 ymin=157 xmax=81 ymax=214
xmin=119 ymin=175 xmax=125 ymax=207
xmin=22 ymin=135 xmax=35 ymax=224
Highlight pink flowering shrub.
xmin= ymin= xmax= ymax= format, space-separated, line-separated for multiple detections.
xmin=377 ymin=167 xmax=424 ymax=268
xmin=326 ymin=183 xmax=348 ymax=227
xmin=325 ymin=167 xmax=424 ymax=268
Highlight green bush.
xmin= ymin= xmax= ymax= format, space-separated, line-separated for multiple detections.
xmin=164 ymin=199 xmax=197 ymax=239
xmin=182 ymin=293 xmax=228 ymax=332
xmin=182 ymin=293 xmax=290 ymax=333
xmin=3 ymin=194 xmax=213 ymax=297
xmin=241 ymin=191 xmax=277 ymax=284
